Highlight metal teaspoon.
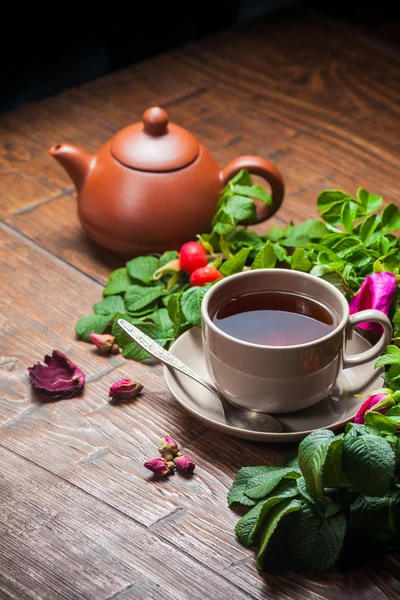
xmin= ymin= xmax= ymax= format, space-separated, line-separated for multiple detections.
xmin=118 ymin=319 xmax=283 ymax=433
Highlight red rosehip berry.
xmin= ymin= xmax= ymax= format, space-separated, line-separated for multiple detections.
xmin=189 ymin=266 xmax=223 ymax=287
xmin=179 ymin=241 xmax=208 ymax=275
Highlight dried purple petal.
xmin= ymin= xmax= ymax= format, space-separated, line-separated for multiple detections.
xmin=109 ymin=378 xmax=143 ymax=401
xmin=90 ymin=333 xmax=116 ymax=353
xmin=28 ymin=350 xmax=85 ymax=400
xmin=349 ymin=272 xmax=397 ymax=332
xmin=174 ymin=454 xmax=196 ymax=474
xmin=144 ymin=457 xmax=170 ymax=476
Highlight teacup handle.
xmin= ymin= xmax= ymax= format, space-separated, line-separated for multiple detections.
xmin=343 ymin=309 xmax=392 ymax=368
xmin=220 ymin=155 xmax=284 ymax=223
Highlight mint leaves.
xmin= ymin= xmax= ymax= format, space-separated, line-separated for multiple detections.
xmin=229 ymin=411 xmax=400 ymax=573
xmin=75 ymin=314 xmax=111 ymax=342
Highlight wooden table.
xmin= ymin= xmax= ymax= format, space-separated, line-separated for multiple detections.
xmin=1 ymin=7 xmax=400 ymax=599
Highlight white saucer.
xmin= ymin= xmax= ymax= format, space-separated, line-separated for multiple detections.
xmin=164 ymin=328 xmax=384 ymax=442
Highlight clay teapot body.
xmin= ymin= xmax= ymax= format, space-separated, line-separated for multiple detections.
xmin=50 ymin=107 xmax=284 ymax=255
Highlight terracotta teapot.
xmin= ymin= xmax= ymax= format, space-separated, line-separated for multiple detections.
xmin=50 ymin=107 xmax=284 ymax=255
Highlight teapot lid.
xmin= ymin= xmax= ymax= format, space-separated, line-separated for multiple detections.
xmin=110 ymin=107 xmax=199 ymax=172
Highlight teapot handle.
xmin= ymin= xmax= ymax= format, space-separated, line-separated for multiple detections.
xmin=220 ymin=155 xmax=284 ymax=223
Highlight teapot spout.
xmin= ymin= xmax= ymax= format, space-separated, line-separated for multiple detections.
xmin=49 ymin=143 xmax=93 ymax=191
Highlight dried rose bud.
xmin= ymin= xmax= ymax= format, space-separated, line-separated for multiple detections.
xmin=144 ymin=457 xmax=170 ymax=476
xmin=28 ymin=350 xmax=85 ymax=400
xmin=89 ymin=333 xmax=116 ymax=353
xmin=158 ymin=435 xmax=179 ymax=460
xmin=109 ymin=378 xmax=143 ymax=402
xmin=174 ymin=454 xmax=195 ymax=474
xmin=167 ymin=461 xmax=176 ymax=473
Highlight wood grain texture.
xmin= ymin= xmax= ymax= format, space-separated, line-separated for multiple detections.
xmin=1 ymin=6 xmax=400 ymax=599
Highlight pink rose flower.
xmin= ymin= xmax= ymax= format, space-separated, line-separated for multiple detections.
xmin=144 ymin=457 xmax=170 ymax=476
xmin=174 ymin=454 xmax=196 ymax=474
xmin=28 ymin=350 xmax=85 ymax=400
xmin=354 ymin=393 xmax=388 ymax=424
xmin=109 ymin=378 xmax=143 ymax=401
xmin=349 ymin=272 xmax=397 ymax=332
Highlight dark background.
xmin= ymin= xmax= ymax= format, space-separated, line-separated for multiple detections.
xmin=1 ymin=0 xmax=398 ymax=115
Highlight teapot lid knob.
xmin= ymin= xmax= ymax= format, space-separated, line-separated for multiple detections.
xmin=142 ymin=106 xmax=169 ymax=136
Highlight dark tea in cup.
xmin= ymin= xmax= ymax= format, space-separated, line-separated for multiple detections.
xmin=212 ymin=291 xmax=337 ymax=346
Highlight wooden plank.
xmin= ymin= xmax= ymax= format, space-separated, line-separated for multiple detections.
xmin=0 ymin=446 xmax=262 ymax=600
xmin=0 ymin=225 xmax=296 ymax=599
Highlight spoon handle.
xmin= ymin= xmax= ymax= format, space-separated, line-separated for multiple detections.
xmin=118 ymin=319 xmax=217 ymax=392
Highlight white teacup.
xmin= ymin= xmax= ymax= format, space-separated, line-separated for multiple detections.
xmin=201 ymin=269 xmax=392 ymax=413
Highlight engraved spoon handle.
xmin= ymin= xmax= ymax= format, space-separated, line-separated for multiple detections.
xmin=118 ymin=319 xmax=220 ymax=396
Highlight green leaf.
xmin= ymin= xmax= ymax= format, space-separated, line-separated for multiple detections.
xmin=382 ymin=203 xmax=400 ymax=231
xmin=231 ymin=184 xmax=271 ymax=204
xmin=126 ymin=256 xmax=159 ymax=284
xmin=360 ymin=214 xmax=381 ymax=245
xmin=345 ymin=422 xmax=366 ymax=437
xmin=126 ymin=301 xmax=159 ymax=317
xmin=220 ymin=247 xmax=251 ymax=276
xmin=93 ymin=295 xmax=125 ymax=316
xmin=364 ymin=411 xmax=397 ymax=436
xmin=112 ymin=316 xmax=171 ymax=361
xmin=125 ymin=285 xmax=166 ymax=313
xmin=349 ymin=492 xmax=400 ymax=551
xmin=357 ymin=188 xmax=383 ymax=212
xmin=75 ymin=314 xmax=111 ymax=342
xmin=180 ymin=285 xmax=211 ymax=328
xmin=228 ymin=169 xmax=252 ymax=187
xmin=213 ymin=210 xmax=235 ymax=236
xmin=256 ymin=499 xmax=301 ymax=570
xmin=341 ymin=201 xmax=359 ymax=233
xmin=375 ymin=345 xmax=400 ymax=368
xmin=159 ymin=251 xmax=179 ymax=267
xmin=251 ymin=241 xmax=276 ymax=270
xmin=323 ymin=436 xmax=349 ymax=487
xmin=235 ymin=480 xmax=298 ymax=547
xmin=289 ymin=505 xmax=347 ymax=571
xmin=167 ymin=293 xmax=190 ymax=339
xmin=317 ymin=190 xmax=354 ymax=213
xmin=146 ymin=308 xmax=173 ymax=331
xmin=281 ymin=220 xmax=328 ymax=247
xmin=383 ymin=364 xmax=400 ymax=391
xmin=224 ymin=195 xmax=257 ymax=223
xmin=272 ymin=243 xmax=287 ymax=262
xmin=245 ymin=468 xmax=301 ymax=502
xmin=227 ymin=466 xmax=300 ymax=507
xmin=298 ymin=430 xmax=335 ymax=499
xmin=342 ymin=434 xmax=395 ymax=496
xmin=103 ymin=267 xmax=132 ymax=296
xmin=228 ymin=229 xmax=264 ymax=250
xmin=291 ymin=247 xmax=312 ymax=272
xmin=267 ymin=226 xmax=285 ymax=242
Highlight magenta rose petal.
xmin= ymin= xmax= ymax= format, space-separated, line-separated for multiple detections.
xmin=349 ymin=272 xmax=397 ymax=332
xmin=28 ymin=350 xmax=85 ymax=400
xmin=353 ymin=392 xmax=392 ymax=424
